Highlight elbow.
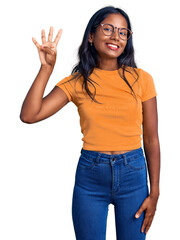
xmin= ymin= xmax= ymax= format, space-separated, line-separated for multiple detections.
xmin=19 ymin=113 xmax=35 ymax=124
xmin=143 ymin=131 xmax=159 ymax=145
xmin=143 ymin=136 xmax=160 ymax=147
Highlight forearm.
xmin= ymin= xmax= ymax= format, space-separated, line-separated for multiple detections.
xmin=20 ymin=65 xmax=53 ymax=122
xmin=143 ymin=138 xmax=160 ymax=197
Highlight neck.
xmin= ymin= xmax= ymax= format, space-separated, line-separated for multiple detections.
xmin=97 ymin=59 xmax=119 ymax=71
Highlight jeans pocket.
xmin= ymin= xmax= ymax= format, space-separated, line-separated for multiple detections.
xmin=127 ymin=154 xmax=146 ymax=171
xmin=77 ymin=155 xmax=96 ymax=170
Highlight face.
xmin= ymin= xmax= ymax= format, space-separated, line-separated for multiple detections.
xmin=89 ymin=13 xmax=128 ymax=64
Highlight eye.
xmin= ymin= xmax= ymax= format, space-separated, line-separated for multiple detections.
xmin=105 ymin=28 xmax=111 ymax=31
xmin=119 ymin=30 xmax=127 ymax=36
xmin=104 ymin=27 xmax=113 ymax=32
xmin=102 ymin=24 xmax=113 ymax=33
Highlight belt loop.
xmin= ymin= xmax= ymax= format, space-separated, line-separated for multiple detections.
xmin=95 ymin=153 xmax=101 ymax=164
xmin=123 ymin=154 xmax=128 ymax=165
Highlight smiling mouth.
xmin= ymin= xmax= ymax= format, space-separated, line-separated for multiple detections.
xmin=106 ymin=43 xmax=120 ymax=50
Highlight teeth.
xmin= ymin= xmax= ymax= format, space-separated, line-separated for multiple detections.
xmin=107 ymin=43 xmax=118 ymax=48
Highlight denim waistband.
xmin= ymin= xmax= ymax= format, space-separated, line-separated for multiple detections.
xmin=80 ymin=147 xmax=144 ymax=163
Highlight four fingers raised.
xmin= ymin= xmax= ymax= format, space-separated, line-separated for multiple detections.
xmin=32 ymin=27 xmax=63 ymax=48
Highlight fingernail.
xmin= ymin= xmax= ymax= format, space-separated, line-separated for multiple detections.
xmin=135 ymin=214 xmax=139 ymax=218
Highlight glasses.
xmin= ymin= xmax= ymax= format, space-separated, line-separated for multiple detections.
xmin=100 ymin=23 xmax=133 ymax=41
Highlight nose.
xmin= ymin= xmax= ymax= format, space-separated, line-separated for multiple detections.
xmin=110 ymin=27 xmax=120 ymax=40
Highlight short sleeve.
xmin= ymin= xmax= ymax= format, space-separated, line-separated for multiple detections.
xmin=140 ymin=69 xmax=157 ymax=102
xmin=55 ymin=75 xmax=74 ymax=102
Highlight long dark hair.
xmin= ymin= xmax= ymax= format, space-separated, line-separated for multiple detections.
xmin=60 ymin=5 xmax=139 ymax=104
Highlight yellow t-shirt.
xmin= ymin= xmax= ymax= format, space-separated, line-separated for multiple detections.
xmin=55 ymin=66 xmax=157 ymax=151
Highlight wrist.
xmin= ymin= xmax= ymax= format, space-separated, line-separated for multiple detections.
xmin=150 ymin=183 xmax=159 ymax=190
xmin=41 ymin=64 xmax=54 ymax=72
xmin=149 ymin=192 xmax=159 ymax=201
xmin=150 ymin=186 xmax=160 ymax=198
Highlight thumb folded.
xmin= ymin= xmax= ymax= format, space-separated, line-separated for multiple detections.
xmin=41 ymin=46 xmax=55 ymax=55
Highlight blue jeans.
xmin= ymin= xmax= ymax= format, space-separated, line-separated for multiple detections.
xmin=72 ymin=147 xmax=149 ymax=240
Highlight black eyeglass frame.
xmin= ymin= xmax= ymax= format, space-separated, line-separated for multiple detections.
xmin=100 ymin=23 xmax=133 ymax=40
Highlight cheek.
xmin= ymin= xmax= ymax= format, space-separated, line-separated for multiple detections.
xmin=93 ymin=36 xmax=105 ymax=48
xmin=122 ymin=41 xmax=127 ymax=49
xmin=93 ymin=41 xmax=106 ymax=54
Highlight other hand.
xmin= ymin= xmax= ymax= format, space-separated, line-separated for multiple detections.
xmin=135 ymin=194 xmax=159 ymax=234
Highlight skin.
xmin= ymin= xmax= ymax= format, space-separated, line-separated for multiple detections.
xmin=20 ymin=15 xmax=160 ymax=235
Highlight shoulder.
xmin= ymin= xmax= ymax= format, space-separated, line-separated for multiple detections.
xmin=137 ymin=68 xmax=153 ymax=78
xmin=134 ymin=68 xmax=155 ymax=87
xmin=126 ymin=67 xmax=152 ymax=77
xmin=123 ymin=66 xmax=142 ymax=77
xmin=57 ymin=72 xmax=82 ymax=85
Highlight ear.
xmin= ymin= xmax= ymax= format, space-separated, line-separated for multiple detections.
xmin=88 ymin=32 xmax=94 ymax=44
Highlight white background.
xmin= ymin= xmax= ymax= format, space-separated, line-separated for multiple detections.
xmin=0 ymin=0 xmax=179 ymax=239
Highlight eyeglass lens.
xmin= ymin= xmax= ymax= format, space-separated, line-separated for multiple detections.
xmin=102 ymin=24 xmax=131 ymax=40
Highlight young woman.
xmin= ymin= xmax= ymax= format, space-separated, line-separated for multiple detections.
xmin=20 ymin=6 xmax=160 ymax=240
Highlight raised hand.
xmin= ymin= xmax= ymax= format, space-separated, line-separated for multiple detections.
xmin=32 ymin=26 xmax=63 ymax=69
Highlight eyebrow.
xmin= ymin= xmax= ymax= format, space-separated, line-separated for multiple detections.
xmin=103 ymin=23 xmax=128 ymax=29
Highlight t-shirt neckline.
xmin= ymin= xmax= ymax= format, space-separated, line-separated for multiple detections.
xmin=94 ymin=67 xmax=121 ymax=75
